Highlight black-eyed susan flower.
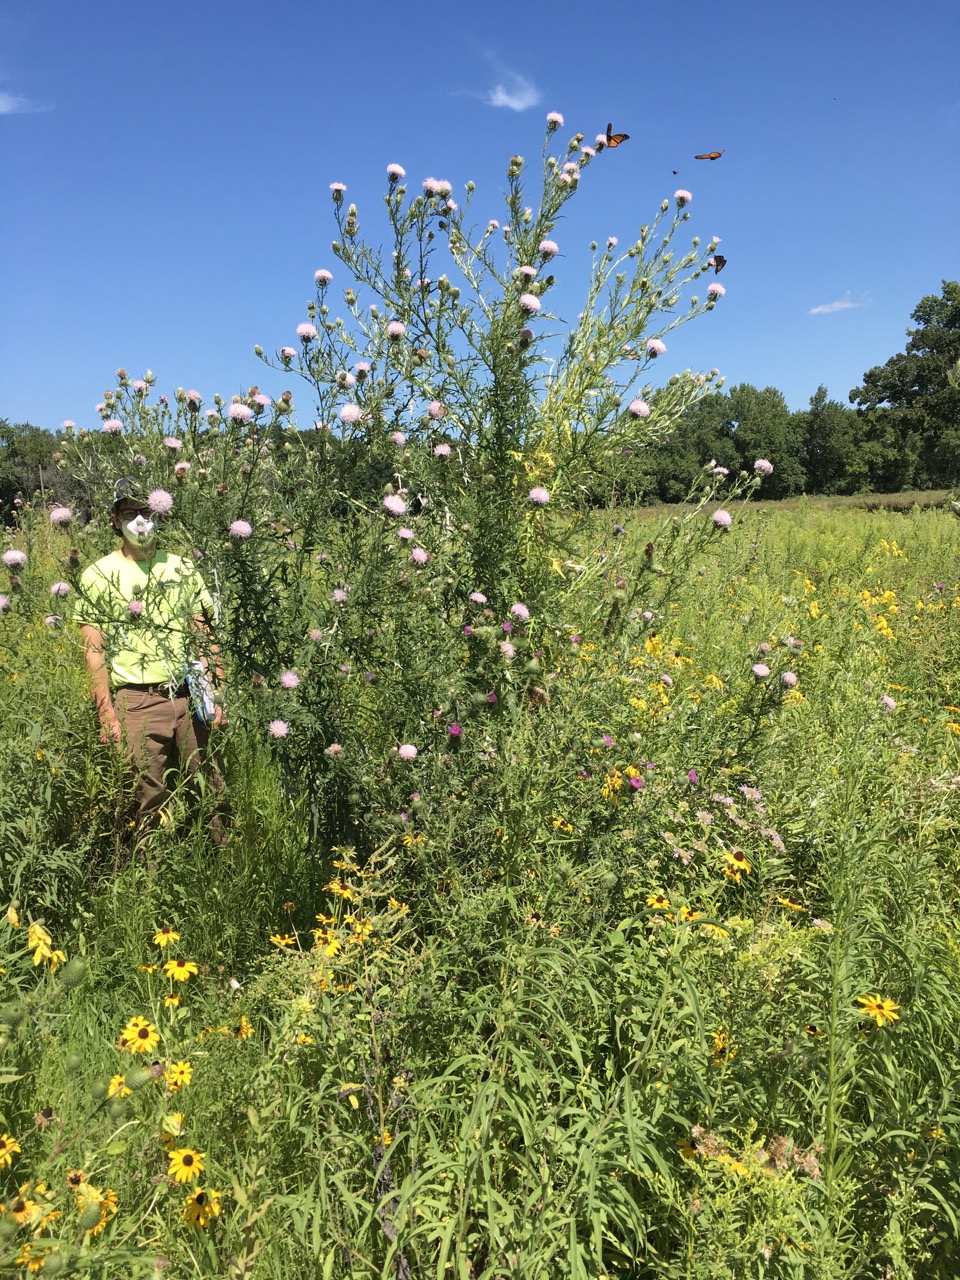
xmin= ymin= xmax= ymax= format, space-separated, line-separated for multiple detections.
xmin=234 ymin=1015 xmax=254 ymax=1040
xmin=164 ymin=1061 xmax=193 ymax=1092
xmin=118 ymin=1016 xmax=160 ymax=1055
xmin=0 ymin=1134 xmax=21 ymax=1168
xmin=107 ymin=1075 xmax=132 ymax=1099
xmin=167 ymin=1148 xmax=205 ymax=1183
xmin=9 ymin=1191 xmax=41 ymax=1227
xmin=777 ymin=896 xmax=804 ymax=911
xmin=75 ymin=1185 xmax=117 ymax=1236
xmin=183 ymin=1186 xmax=221 ymax=1228
xmin=66 ymin=1169 xmax=86 ymax=1190
xmin=647 ymin=893 xmax=671 ymax=910
xmin=722 ymin=849 xmax=752 ymax=875
xmin=163 ymin=958 xmax=198 ymax=983
xmin=164 ymin=995 xmax=181 ymax=1008
xmin=153 ymin=926 xmax=180 ymax=948
xmin=857 ymin=993 xmax=901 ymax=1027
xmin=269 ymin=934 xmax=296 ymax=947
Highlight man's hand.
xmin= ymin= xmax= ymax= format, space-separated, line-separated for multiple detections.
xmin=212 ymin=704 xmax=228 ymax=730
xmin=99 ymin=714 xmax=123 ymax=746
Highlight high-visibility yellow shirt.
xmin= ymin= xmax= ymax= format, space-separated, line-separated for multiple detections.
xmin=74 ymin=549 xmax=214 ymax=688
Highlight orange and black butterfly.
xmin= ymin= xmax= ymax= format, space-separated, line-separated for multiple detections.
xmin=694 ymin=150 xmax=725 ymax=160
xmin=710 ymin=254 xmax=727 ymax=274
xmin=606 ymin=122 xmax=630 ymax=148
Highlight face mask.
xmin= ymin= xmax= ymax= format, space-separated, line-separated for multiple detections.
xmin=121 ymin=516 xmax=156 ymax=547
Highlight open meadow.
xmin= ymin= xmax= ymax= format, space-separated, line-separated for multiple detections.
xmin=2 ymin=492 xmax=960 ymax=1278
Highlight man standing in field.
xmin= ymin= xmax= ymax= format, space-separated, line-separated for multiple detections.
xmin=74 ymin=480 xmax=227 ymax=837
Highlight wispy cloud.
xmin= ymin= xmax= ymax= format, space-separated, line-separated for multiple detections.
xmin=0 ymin=90 xmax=49 ymax=115
xmin=485 ymin=69 xmax=540 ymax=112
xmin=809 ymin=297 xmax=860 ymax=316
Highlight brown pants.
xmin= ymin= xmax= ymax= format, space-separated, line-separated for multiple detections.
xmin=115 ymin=687 xmax=223 ymax=832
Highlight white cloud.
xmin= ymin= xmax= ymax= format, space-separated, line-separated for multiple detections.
xmin=809 ymin=298 xmax=859 ymax=316
xmin=485 ymin=71 xmax=540 ymax=112
xmin=0 ymin=91 xmax=47 ymax=115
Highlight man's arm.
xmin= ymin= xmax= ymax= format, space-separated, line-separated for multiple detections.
xmin=81 ymin=624 xmax=122 ymax=744
xmin=192 ymin=614 xmax=227 ymax=728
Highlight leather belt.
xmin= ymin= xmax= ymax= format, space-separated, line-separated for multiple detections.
xmin=115 ymin=681 xmax=189 ymax=697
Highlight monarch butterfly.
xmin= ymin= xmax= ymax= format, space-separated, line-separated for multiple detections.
xmin=694 ymin=150 xmax=725 ymax=160
xmin=605 ymin=123 xmax=630 ymax=148
xmin=710 ymin=254 xmax=727 ymax=274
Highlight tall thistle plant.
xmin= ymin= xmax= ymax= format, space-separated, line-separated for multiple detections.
xmin=52 ymin=113 xmax=730 ymax=850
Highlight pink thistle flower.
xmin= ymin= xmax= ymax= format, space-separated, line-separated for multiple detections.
xmin=329 ymin=182 xmax=346 ymax=194
xmin=383 ymin=494 xmax=407 ymax=516
xmin=510 ymin=602 xmax=530 ymax=621
xmin=205 ymin=408 xmax=218 ymax=418
xmin=387 ymin=163 xmax=406 ymax=181
xmin=707 ymin=282 xmax=726 ymax=298
xmin=44 ymin=614 xmax=62 ymax=629
xmin=753 ymin=458 xmax=774 ymax=475
xmin=132 ymin=380 xmax=147 ymax=392
xmin=422 ymin=178 xmax=452 ymax=195
xmin=279 ymin=670 xmax=300 ymax=689
xmin=433 ymin=442 xmax=451 ymax=457
xmin=297 ymin=322 xmax=318 ymax=342
xmin=881 ymin=694 xmax=897 ymax=712
xmin=308 ymin=628 xmax=324 ymax=642
xmin=268 ymin=719 xmax=290 ymax=738
xmin=340 ymin=404 xmax=362 ymax=425
xmin=325 ymin=742 xmax=343 ymax=756
xmin=488 ymin=219 xmax=500 ymax=230
xmin=607 ymin=236 xmax=618 ymax=249
xmin=253 ymin=393 xmax=271 ymax=407
xmin=539 ymin=239 xmax=559 ymax=257
xmin=448 ymin=721 xmax=462 ymax=737
xmin=228 ymin=403 xmax=254 ymax=422
xmin=390 ymin=431 xmax=406 ymax=446
xmin=500 ymin=641 xmax=516 ymax=659
xmin=781 ymin=671 xmax=798 ymax=687
xmin=315 ymin=268 xmax=333 ymax=285
xmin=279 ymin=347 xmax=297 ymax=361
xmin=49 ymin=581 xmax=70 ymax=597
xmin=661 ymin=674 xmax=673 ymax=687
xmin=103 ymin=419 xmax=123 ymax=434
xmin=469 ymin=591 xmax=487 ymax=604
xmin=546 ymin=111 xmax=564 ymax=127
xmin=0 ymin=594 xmax=10 ymax=612
xmin=62 ymin=419 xmax=75 ymax=429
xmin=163 ymin=436 xmax=182 ymax=450
xmin=562 ymin=161 xmax=579 ymax=175
xmin=397 ymin=528 xmax=415 ymax=540
xmin=354 ymin=361 xmax=371 ymax=375
xmin=712 ymin=465 xmax=729 ymax=476
xmin=332 ymin=588 xmax=349 ymax=604
xmin=712 ymin=509 xmax=732 ymax=528
xmin=519 ymin=293 xmax=541 ymax=314
xmin=387 ymin=320 xmax=406 ymax=338
xmin=147 ymin=489 xmax=174 ymax=515
xmin=410 ymin=547 xmax=430 ymax=565
xmin=581 ymin=145 xmax=595 ymax=158
xmin=49 ymin=505 xmax=72 ymax=526
xmin=128 ymin=599 xmax=144 ymax=616
xmin=528 ymin=486 xmax=550 ymax=505
xmin=397 ymin=743 xmax=418 ymax=761
xmin=595 ymin=132 xmax=607 ymax=146
xmin=337 ymin=371 xmax=356 ymax=389
xmin=645 ymin=338 xmax=667 ymax=356
xmin=674 ymin=189 xmax=692 ymax=206
xmin=751 ymin=663 xmax=770 ymax=680
xmin=229 ymin=519 xmax=253 ymax=539
xmin=184 ymin=390 xmax=202 ymax=406
xmin=628 ymin=399 xmax=650 ymax=418
xmin=518 ymin=265 xmax=537 ymax=279
xmin=428 ymin=400 xmax=445 ymax=420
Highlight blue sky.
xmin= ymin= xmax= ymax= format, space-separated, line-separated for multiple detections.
xmin=2 ymin=0 xmax=959 ymax=432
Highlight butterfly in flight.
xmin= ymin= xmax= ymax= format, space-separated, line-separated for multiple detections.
xmin=694 ymin=150 xmax=725 ymax=160
xmin=605 ymin=122 xmax=630 ymax=148
xmin=709 ymin=254 xmax=727 ymax=274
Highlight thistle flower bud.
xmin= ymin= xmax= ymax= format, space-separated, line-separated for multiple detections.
xmin=61 ymin=957 xmax=87 ymax=989
xmin=254 ymin=344 xmax=264 ymax=356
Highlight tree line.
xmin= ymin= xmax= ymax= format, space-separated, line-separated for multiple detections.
xmin=4 ymin=281 xmax=958 ymax=516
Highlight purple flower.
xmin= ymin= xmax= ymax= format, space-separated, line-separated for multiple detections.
xmin=781 ymin=671 xmax=798 ymax=687
xmin=397 ymin=743 xmax=418 ymax=761
xmin=383 ymin=494 xmax=406 ymax=516
xmin=502 ymin=621 xmax=512 ymax=633
xmin=539 ymin=239 xmax=559 ymax=257
xmin=387 ymin=320 xmax=406 ymax=339
xmin=230 ymin=519 xmax=253 ymax=539
xmin=315 ymin=268 xmax=333 ymax=285
xmin=463 ymin=625 xmax=473 ymax=637
xmin=128 ymin=599 xmax=144 ymax=616
xmin=674 ymin=189 xmax=692 ymax=207
xmin=332 ymin=588 xmax=349 ymax=605
xmin=712 ymin=509 xmax=732 ymax=528
xmin=308 ymin=628 xmax=323 ymax=642
xmin=528 ymin=486 xmax=550 ymax=505
xmin=707 ymin=282 xmax=726 ymax=298
xmin=279 ymin=670 xmax=300 ymax=689
xmin=546 ymin=111 xmax=564 ymax=127
xmin=387 ymin=163 xmax=406 ymax=181
xmin=753 ymin=458 xmax=774 ymax=475
xmin=228 ymin=403 xmax=255 ymax=423
xmin=340 ymin=404 xmax=363 ymax=425
xmin=510 ymin=602 xmax=530 ymax=621
xmin=147 ymin=489 xmax=174 ymax=516
xmin=297 ymin=322 xmax=318 ymax=342
xmin=688 ymin=769 xmax=699 ymax=785
xmin=712 ymin=465 xmax=729 ymax=477
xmin=645 ymin=338 xmax=667 ymax=357
xmin=519 ymin=293 xmax=542 ymax=314
xmin=163 ymin=436 xmax=182 ymax=450
xmin=49 ymin=581 xmax=70 ymax=598
xmin=628 ymin=399 xmax=650 ymax=418
xmin=629 ymin=776 xmax=644 ymax=790
xmin=410 ymin=547 xmax=430 ymax=565
xmin=102 ymin=418 xmax=123 ymax=434
xmin=268 ymin=719 xmax=290 ymax=738
xmin=422 ymin=177 xmax=452 ymax=195
xmin=486 ymin=691 xmax=498 ymax=704
xmin=428 ymin=400 xmax=446 ymax=420
xmin=449 ymin=721 xmax=462 ymax=737
xmin=469 ymin=592 xmax=487 ymax=604
xmin=751 ymin=664 xmax=770 ymax=680
xmin=602 ymin=733 xmax=615 ymax=747
xmin=49 ymin=506 xmax=72 ymax=526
